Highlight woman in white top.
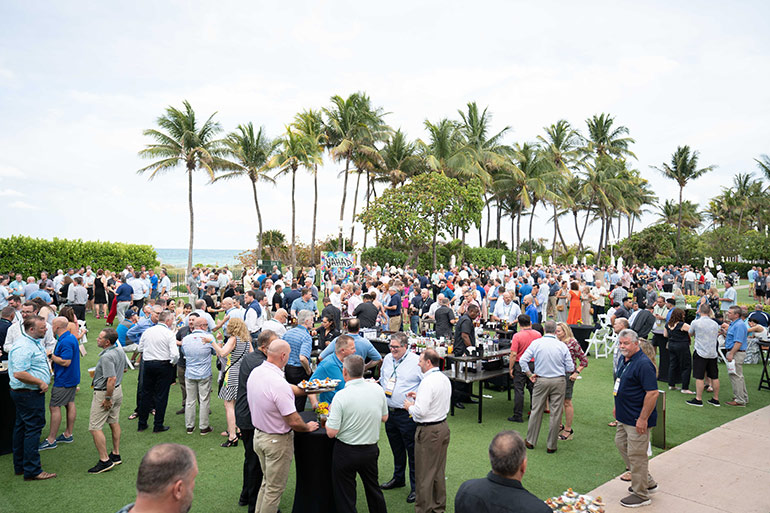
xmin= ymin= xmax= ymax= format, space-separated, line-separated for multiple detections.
xmin=746 ymin=318 xmax=767 ymax=364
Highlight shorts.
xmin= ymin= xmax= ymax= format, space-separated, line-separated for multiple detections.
xmin=89 ymin=387 xmax=123 ymax=430
xmin=87 ymin=287 xmax=94 ymax=300
xmin=50 ymin=386 xmax=77 ymax=407
xmin=756 ymin=289 xmax=765 ymax=298
xmin=692 ymin=352 xmax=719 ymax=380
xmin=565 ymin=376 xmax=575 ymax=400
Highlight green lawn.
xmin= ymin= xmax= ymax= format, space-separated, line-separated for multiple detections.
xmin=1 ymin=310 xmax=769 ymax=513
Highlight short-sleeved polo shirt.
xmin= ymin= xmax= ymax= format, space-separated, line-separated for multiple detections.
xmin=614 ymin=350 xmax=658 ymax=427
xmin=8 ymin=335 xmax=50 ymax=390
xmin=92 ymin=344 xmax=126 ymax=389
xmin=326 ymin=378 xmax=388 ymax=445
xmin=247 ymin=361 xmax=296 ymax=434
xmin=53 ymin=331 xmax=80 ymax=387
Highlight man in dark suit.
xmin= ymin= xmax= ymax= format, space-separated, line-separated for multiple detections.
xmin=455 ymin=430 xmax=550 ymax=513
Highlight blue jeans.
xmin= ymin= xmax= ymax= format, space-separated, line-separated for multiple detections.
xmin=11 ymin=389 xmax=46 ymax=478
xmin=410 ymin=315 xmax=420 ymax=334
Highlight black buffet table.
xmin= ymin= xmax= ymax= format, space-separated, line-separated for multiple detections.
xmin=0 ymin=370 xmax=15 ymax=455
xmin=292 ymin=410 xmax=337 ymax=513
xmin=569 ymin=324 xmax=596 ymax=352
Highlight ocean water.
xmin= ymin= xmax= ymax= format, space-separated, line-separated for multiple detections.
xmin=155 ymin=248 xmax=245 ymax=267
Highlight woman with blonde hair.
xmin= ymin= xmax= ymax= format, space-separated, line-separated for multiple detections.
xmin=555 ymin=322 xmax=588 ymax=440
xmin=213 ymin=317 xmax=252 ymax=447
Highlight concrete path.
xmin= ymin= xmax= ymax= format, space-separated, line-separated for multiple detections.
xmin=588 ymin=405 xmax=770 ymax=512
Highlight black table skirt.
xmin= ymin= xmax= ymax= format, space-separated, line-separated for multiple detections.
xmin=292 ymin=410 xmax=337 ymax=513
xmin=569 ymin=324 xmax=596 ymax=352
xmin=0 ymin=371 xmax=15 ymax=456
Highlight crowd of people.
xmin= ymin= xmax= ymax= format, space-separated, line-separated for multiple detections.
xmin=0 ymin=258 xmax=766 ymax=511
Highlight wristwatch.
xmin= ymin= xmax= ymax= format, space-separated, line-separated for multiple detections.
xmin=105 ymin=396 xmax=112 ymax=401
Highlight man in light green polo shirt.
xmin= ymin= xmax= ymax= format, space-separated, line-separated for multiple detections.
xmin=326 ymin=355 xmax=388 ymax=513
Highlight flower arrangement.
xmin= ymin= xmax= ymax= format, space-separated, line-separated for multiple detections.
xmin=316 ymin=402 xmax=329 ymax=415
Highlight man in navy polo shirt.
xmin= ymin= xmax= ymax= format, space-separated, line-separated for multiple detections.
xmin=115 ymin=278 xmax=134 ymax=323
xmin=39 ymin=317 xmax=81 ymax=451
xmin=613 ymin=329 xmax=658 ymax=508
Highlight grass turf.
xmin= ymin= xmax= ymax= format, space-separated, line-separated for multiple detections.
xmin=1 ymin=309 xmax=769 ymax=513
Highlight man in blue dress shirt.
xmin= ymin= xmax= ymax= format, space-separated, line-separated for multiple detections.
xmin=8 ymin=315 xmax=56 ymax=480
xmin=282 ymin=310 xmax=314 ymax=411
xmin=378 ymin=332 xmax=422 ymax=503
xmin=309 ymin=335 xmax=356 ymax=410
xmin=317 ymin=318 xmax=382 ymax=371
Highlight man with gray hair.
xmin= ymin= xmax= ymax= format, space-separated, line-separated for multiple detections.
xmin=519 ymin=320 xmax=574 ymax=454
xmin=282 ymin=309 xmax=314 ymax=411
xmin=613 ymin=328 xmax=659 ymax=508
xmin=454 ymin=430 xmax=550 ymax=512
xmin=326 ymin=355 xmax=389 ymax=513
xmin=137 ymin=310 xmax=179 ymax=433
xmin=115 ymin=443 xmax=198 ymax=513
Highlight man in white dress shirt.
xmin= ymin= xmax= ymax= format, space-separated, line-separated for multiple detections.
xmin=491 ymin=292 xmax=521 ymax=325
xmin=136 ymin=311 xmax=179 ymax=433
xmin=262 ymin=309 xmax=288 ymax=338
xmin=403 ymin=348 xmax=451 ymax=513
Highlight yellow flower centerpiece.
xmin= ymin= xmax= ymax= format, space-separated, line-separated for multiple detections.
xmin=316 ymin=402 xmax=330 ymax=427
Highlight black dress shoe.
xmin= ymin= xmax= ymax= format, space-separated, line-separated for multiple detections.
xmin=547 ymin=448 xmax=557 ymax=454
xmin=507 ymin=416 xmax=524 ymax=423
xmin=525 ymin=441 xmax=535 ymax=449
xmin=465 ymin=398 xmax=479 ymax=404
xmin=238 ymin=499 xmax=248 ymax=506
xmin=137 ymin=425 xmax=148 ymax=432
xmin=406 ymin=491 xmax=416 ymax=503
xmin=454 ymin=402 xmax=466 ymax=409
xmin=380 ymin=478 xmax=405 ymax=490
xmin=153 ymin=426 xmax=170 ymax=433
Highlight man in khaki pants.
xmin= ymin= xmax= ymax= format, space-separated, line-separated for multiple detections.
xmin=246 ymin=339 xmax=318 ymax=513
xmin=404 ymin=349 xmax=451 ymax=513
xmin=519 ymin=320 xmax=574 ymax=454
xmin=613 ymin=329 xmax=659 ymax=508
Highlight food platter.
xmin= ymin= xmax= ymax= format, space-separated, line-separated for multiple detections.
xmin=298 ymin=378 xmax=341 ymax=394
xmin=545 ymin=489 xmax=605 ymax=512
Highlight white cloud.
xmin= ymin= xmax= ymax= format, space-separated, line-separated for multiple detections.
xmin=0 ymin=189 xmax=23 ymax=197
xmin=8 ymin=200 xmax=36 ymax=210
xmin=0 ymin=165 xmax=22 ymax=178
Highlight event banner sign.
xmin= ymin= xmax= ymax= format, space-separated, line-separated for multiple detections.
xmin=322 ymin=251 xmax=355 ymax=282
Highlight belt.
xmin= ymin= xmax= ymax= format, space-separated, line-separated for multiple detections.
xmin=11 ymin=388 xmax=38 ymax=393
xmin=255 ymin=428 xmax=291 ymax=436
xmin=388 ymin=407 xmax=407 ymax=413
xmin=416 ymin=419 xmax=446 ymax=427
xmin=94 ymin=384 xmax=121 ymax=391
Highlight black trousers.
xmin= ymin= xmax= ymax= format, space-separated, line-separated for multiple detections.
xmin=452 ymin=381 xmax=473 ymax=403
xmin=284 ymin=365 xmax=309 ymax=412
xmin=384 ymin=408 xmax=416 ymax=491
xmin=71 ymin=304 xmax=86 ymax=321
xmin=239 ymin=428 xmax=263 ymax=513
xmin=652 ymin=333 xmax=669 ymax=382
xmin=332 ymin=441 xmax=387 ymax=513
xmin=132 ymin=298 xmax=145 ymax=311
xmin=593 ymin=305 xmax=605 ymax=327
xmin=138 ymin=360 xmax=174 ymax=430
xmin=668 ymin=341 xmax=692 ymax=390
xmin=512 ymin=360 xmax=534 ymax=420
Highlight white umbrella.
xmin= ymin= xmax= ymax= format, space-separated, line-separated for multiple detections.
xmin=548 ymin=255 xmax=553 ymax=266
xmin=617 ymin=256 xmax=624 ymax=273
xmin=611 ymin=256 xmax=616 ymax=268
xmin=572 ymin=256 xmax=578 ymax=266
xmin=582 ymin=256 xmax=587 ymax=266
xmin=535 ymin=255 xmax=543 ymax=266
xmin=450 ymin=255 xmax=456 ymax=269
xmin=708 ymin=257 xmax=715 ymax=268
xmin=501 ymin=254 xmax=506 ymax=266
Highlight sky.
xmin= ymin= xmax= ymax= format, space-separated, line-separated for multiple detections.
xmin=1 ymin=1 xmax=768 ymax=253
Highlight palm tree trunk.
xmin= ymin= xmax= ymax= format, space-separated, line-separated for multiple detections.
xmin=311 ymin=165 xmax=318 ymax=263
xmin=496 ymin=203 xmax=502 ymax=248
xmin=363 ymin=170 xmax=371 ymax=249
xmin=552 ymin=203 xmax=558 ymax=261
xmin=432 ymin=213 xmax=438 ymax=270
xmin=350 ymin=169 xmax=362 ymax=245
xmin=597 ymin=215 xmax=605 ymax=265
xmin=337 ymin=157 xmax=350 ymax=251
xmin=528 ymin=200 xmax=538 ymax=265
xmin=676 ymin=185 xmax=683 ymax=258
xmin=251 ymin=179 xmax=263 ymax=260
xmin=511 ymin=214 xmax=515 ymax=254
xmin=555 ymin=216 xmax=568 ymax=254
xmin=573 ymin=211 xmax=584 ymax=254
xmin=516 ymin=205 xmax=522 ymax=266
xmin=187 ymin=167 xmax=194 ymax=273
xmin=291 ymin=166 xmax=297 ymax=269
xmin=484 ymin=197 xmax=491 ymax=246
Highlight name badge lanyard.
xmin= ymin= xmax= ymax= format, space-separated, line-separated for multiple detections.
xmin=613 ymin=358 xmax=632 ymax=396
xmin=21 ymin=326 xmax=53 ymax=375
xmin=385 ymin=356 xmax=405 ymax=397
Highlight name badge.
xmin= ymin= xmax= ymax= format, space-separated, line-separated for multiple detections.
xmin=613 ymin=377 xmax=621 ymax=396
xmin=385 ymin=376 xmax=396 ymax=397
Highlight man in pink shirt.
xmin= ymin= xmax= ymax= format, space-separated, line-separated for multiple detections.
xmin=507 ymin=314 xmax=542 ymax=423
xmin=247 ymin=339 xmax=318 ymax=513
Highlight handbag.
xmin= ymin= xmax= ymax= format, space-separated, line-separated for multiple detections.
xmin=217 ymin=346 xmax=246 ymax=393
xmin=557 ymin=304 xmax=565 ymax=312
xmin=590 ymin=307 xmax=595 ymax=315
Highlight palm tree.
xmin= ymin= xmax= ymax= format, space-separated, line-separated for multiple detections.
xmin=291 ymin=110 xmax=326 ymax=262
xmin=653 ymin=146 xmax=716 ymax=257
xmin=756 ymin=155 xmax=770 ymax=179
xmin=262 ymin=229 xmax=287 ymax=260
xmin=323 ymin=92 xmax=386 ymax=250
xmin=271 ymin=127 xmax=319 ymax=269
xmin=217 ymin=123 xmax=277 ymax=259
xmin=378 ymin=129 xmax=422 ymax=187
xmin=656 ymin=199 xmax=702 ymax=230
xmin=538 ymin=120 xmax=581 ymax=258
xmin=581 ymin=113 xmax=636 ymax=160
xmin=138 ymin=100 xmax=236 ymax=273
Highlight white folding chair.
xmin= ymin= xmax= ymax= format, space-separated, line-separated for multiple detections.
xmin=586 ymin=326 xmax=610 ymax=358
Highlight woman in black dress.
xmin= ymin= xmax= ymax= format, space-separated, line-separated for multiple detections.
xmin=664 ymin=308 xmax=693 ymax=394
xmin=93 ymin=269 xmax=109 ymax=319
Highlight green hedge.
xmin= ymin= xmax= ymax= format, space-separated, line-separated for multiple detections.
xmin=0 ymin=235 xmax=159 ymax=276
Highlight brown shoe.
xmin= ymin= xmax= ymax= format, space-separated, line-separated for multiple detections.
xmin=725 ymin=401 xmax=746 ymax=407
xmin=24 ymin=471 xmax=57 ymax=481
xmin=200 ymin=427 xmax=213 ymax=435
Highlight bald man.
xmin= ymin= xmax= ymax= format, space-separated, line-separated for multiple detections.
xmin=116 ymin=443 xmax=199 ymax=513
xmin=40 ymin=316 xmax=81 ymax=450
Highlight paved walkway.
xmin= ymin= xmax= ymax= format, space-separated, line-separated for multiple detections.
xmin=589 ymin=405 xmax=770 ymax=512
